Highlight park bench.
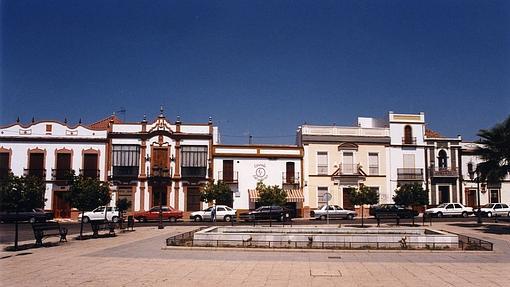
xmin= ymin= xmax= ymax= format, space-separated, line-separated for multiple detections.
xmin=376 ymin=213 xmax=400 ymax=227
xmin=31 ymin=221 xmax=68 ymax=246
xmin=89 ymin=219 xmax=116 ymax=237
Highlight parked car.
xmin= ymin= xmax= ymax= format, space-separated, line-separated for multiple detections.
xmin=190 ymin=205 xmax=237 ymax=222
xmin=310 ymin=205 xmax=356 ymax=220
xmin=473 ymin=203 xmax=510 ymax=217
xmin=239 ymin=206 xmax=292 ymax=222
xmin=133 ymin=206 xmax=183 ymax=222
xmin=0 ymin=208 xmax=53 ymax=223
xmin=369 ymin=204 xmax=419 ymax=219
xmin=425 ymin=203 xmax=473 ymax=218
xmin=78 ymin=206 xmax=120 ymax=223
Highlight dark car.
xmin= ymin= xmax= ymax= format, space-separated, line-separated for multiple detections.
xmin=240 ymin=206 xmax=293 ymax=222
xmin=0 ymin=208 xmax=54 ymax=223
xmin=369 ymin=204 xmax=418 ymax=219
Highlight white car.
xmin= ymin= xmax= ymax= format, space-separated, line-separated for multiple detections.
xmin=78 ymin=206 xmax=120 ymax=223
xmin=425 ymin=203 xmax=473 ymax=218
xmin=474 ymin=203 xmax=510 ymax=217
xmin=190 ymin=205 xmax=237 ymax=222
xmin=310 ymin=205 xmax=356 ymax=220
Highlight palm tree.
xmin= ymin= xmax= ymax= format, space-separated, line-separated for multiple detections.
xmin=475 ymin=116 xmax=510 ymax=183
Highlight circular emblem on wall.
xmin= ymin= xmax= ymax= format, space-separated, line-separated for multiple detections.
xmin=255 ymin=167 xmax=266 ymax=178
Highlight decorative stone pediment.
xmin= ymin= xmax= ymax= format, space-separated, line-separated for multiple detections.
xmin=338 ymin=142 xmax=358 ymax=151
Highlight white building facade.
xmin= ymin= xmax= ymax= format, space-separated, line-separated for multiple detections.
xmin=212 ymin=145 xmax=304 ymax=216
xmin=0 ymin=120 xmax=109 ymax=219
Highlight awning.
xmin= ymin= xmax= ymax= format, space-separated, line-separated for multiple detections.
xmin=248 ymin=189 xmax=304 ymax=203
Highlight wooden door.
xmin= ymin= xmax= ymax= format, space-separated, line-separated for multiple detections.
xmin=186 ymin=187 xmax=201 ymax=211
xmin=439 ymin=186 xmax=450 ymax=204
xmin=342 ymin=188 xmax=354 ymax=210
xmin=223 ymin=160 xmax=234 ymax=182
xmin=54 ymin=191 xmax=71 ymax=218
xmin=29 ymin=153 xmax=44 ymax=178
xmin=466 ymin=190 xmax=476 ymax=207
xmin=56 ymin=153 xmax=71 ymax=180
xmin=83 ymin=153 xmax=98 ymax=178
xmin=152 ymin=185 xmax=167 ymax=208
xmin=152 ymin=148 xmax=169 ymax=170
xmin=286 ymin=162 xmax=295 ymax=183
xmin=0 ymin=153 xmax=9 ymax=179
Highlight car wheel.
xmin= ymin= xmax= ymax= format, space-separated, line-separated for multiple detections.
xmin=82 ymin=216 xmax=90 ymax=223
xmin=112 ymin=216 xmax=119 ymax=223
xmin=194 ymin=216 xmax=202 ymax=222
xmin=169 ymin=217 xmax=177 ymax=223
xmin=436 ymin=212 xmax=443 ymax=218
xmin=320 ymin=215 xmax=327 ymax=221
xmin=347 ymin=214 xmax=354 ymax=220
xmin=224 ymin=215 xmax=232 ymax=222
xmin=462 ymin=212 xmax=468 ymax=218
xmin=138 ymin=217 xmax=147 ymax=223
xmin=487 ymin=212 xmax=492 ymax=218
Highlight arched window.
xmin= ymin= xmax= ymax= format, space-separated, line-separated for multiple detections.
xmin=438 ymin=150 xmax=448 ymax=169
xmin=404 ymin=125 xmax=413 ymax=144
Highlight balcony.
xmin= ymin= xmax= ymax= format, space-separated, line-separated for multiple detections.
xmin=148 ymin=167 xmax=172 ymax=185
xmin=51 ymin=169 xmax=73 ymax=182
xmin=397 ymin=168 xmax=424 ymax=181
xmin=23 ymin=168 xmax=46 ymax=179
xmin=430 ymin=167 xmax=458 ymax=178
xmin=218 ymin=171 xmax=238 ymax=184
xmin=402 ymin=137 xmax=417 ymax=145
xmin=80 ymin=169 xmax=100 ymax=179
xmin=111 ymin=166 xmax=140 ymax=179
xmin=282 ymin=172 xmax=300 ymax=187
xmin=336 ymin=164 xmax=362 ymax=175
xmin=181 ymin=167 xmax=207 ymax=178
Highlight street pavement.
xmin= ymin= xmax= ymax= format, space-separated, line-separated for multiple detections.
xmin=1 ymin=221 xmax=509 ymax=286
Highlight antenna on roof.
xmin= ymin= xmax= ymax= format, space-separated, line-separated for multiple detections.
xmin=116 ymin=107 xmax=127 ymax=122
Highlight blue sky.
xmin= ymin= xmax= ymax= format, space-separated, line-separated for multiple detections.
xmin=1 ymin=0 xmax=509 ymax=144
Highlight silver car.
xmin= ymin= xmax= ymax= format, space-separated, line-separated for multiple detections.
xmin=474 ymin=203 xmax=510 ymax=217
xmin=310 ymin=205 xmax=356 ymax=220
xmin=190 ymin=205 xmax=237 ymax=222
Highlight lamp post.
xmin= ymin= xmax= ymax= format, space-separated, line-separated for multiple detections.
xmin=468 ymin=168 xmax=482 ymax=224
xmin=151 ymin=166 xmax=165 ymax=230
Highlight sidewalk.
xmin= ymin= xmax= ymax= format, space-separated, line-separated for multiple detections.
xmin=1 ymin=223 xmax=509 ymax=286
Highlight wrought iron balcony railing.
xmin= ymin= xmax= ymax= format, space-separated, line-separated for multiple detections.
xmin=430 ymin=167 xmax=458 ymax=177
xmin=218 ymin=171 xmax=238 ymax=183
xmin=402 ymin=137 xmax=417 ymax=145
xmin=79 ymin=169 xmax=100 ymax=179
xmin=23 ymin=168 xmax=46 ymax=179
xmin=282 ymin=172 xmax=300 ymax=185
xmin=51 ymin=168 xmax=74 ymax=181
xmin=397 ymin=168 xmax=424 ymax=180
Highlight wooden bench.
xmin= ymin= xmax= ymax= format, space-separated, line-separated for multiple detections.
xmin=31 ymin=221 xmax=68 ymax=246
xmin=90 ymin=219 xmax=116 ymax=237
xmin=376 ymin=213 xmax=400 ymax=227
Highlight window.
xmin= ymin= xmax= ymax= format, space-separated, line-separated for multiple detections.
xmin=454 ymin=204 xmax=462 ymax=209
xmin=403 ymin=154 xmax=415 ymax=169
xmin=112 ymin=145 xmax=140 ymax=177
xmin=489 ymin=189 xmax=500 ymax=203
xmin=317 ymin=152 xmax=328 ymax=175
xmin=181 ymin=146 xmax=208 ymax=177
xmin=438 ymin=150 xmax=448 ymax=169
xmin=217 ymin=207 xmax=226 ymax=212
xmin=368 ymin=153 xmax=379 ymax=175
xmin=317 ymin=187 xmax=328 ymax=205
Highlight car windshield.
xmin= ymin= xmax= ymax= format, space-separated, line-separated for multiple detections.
xmin=481 ymin=204 xmax=495 ymax=208
xmin=437 ymin=204 xmax=447 ymax=208
xmin=318 ymin=205 xmax=325 ymax=210
xmin=204 ymin=207 xmax=213 ymax=212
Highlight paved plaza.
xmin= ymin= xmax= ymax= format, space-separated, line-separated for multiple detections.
xmin=1 ymin=222 xmax=509 ymax=287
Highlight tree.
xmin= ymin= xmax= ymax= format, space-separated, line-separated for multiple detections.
xmin=393 ymin=183 xmax=429 ymax=208
xmin=200 ymin=181 xmax=233 ymax=207
xmin=0 ymin=173 xmax=46 ymax=249
xmin=256 ymin=182 xmax=287 ymax=226
xmin=67 ymin=174 xmax=111 ymax=239
xmin=116 ymin=198 xmax=131 ymax=229
xmin=475 ymin=116 xmax=510 ymax=183
xmin=348 ymin=185 xmax=379 ymax=227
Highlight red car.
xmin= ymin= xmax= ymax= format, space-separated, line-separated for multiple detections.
xmin=133 ymin=206 xmax=183 ymax=222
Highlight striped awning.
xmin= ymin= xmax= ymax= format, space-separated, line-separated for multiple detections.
xmin=248 ymin=189 xmax=304 ymax=203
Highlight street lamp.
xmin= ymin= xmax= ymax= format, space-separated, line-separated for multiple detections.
xmin=468 ymin=165 xmax=482 ymax=224
xmin=150 ymin=166 xmax=165 ymax=230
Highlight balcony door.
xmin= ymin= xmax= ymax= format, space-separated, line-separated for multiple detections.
xmin=286 ymin=162 xmax=295 ymax=183
xmin=56 ymin=153 xmax=71 ymax=180
xmin=0 ymin=152 xmax=9 ymax=179
xmin=83 ymin=154 xmax=98 ymax=179
xmin=343 ymin=152 xmax=354 ymax=174
xmin=29 ymin=152 xmax=45 ymax=178
xmin=152 ymin=147 xmax=169 ymax=172
xmin=223 ymin=160 xmax=234 ymax=182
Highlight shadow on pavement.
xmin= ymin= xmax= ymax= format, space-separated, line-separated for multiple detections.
xmin=449 ymin=223 xmax=510 ymax=235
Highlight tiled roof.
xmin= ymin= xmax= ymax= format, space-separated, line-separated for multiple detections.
xmin=89 ymin=115 xmax=123 ymax=130
xmin=425 ymin=128 xmax=443 ymax=138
